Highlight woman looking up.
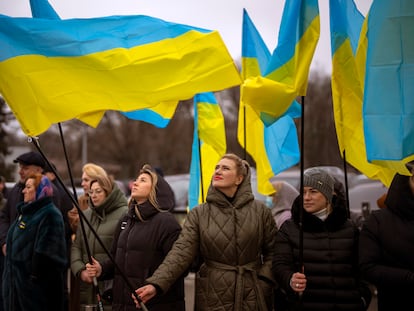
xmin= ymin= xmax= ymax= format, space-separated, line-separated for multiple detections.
xmin=86 ymin=164 xmax=184 ymax=311
xmin=132 ymin=154 xmax=277 ymax=310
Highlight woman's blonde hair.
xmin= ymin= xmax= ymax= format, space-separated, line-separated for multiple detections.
xmin=82 ymin=163 xmax=109 ymax=181
xmin=90 ymin=173 xmax=113 ymax=196
xmin=130 ymin=164 xmax=162 ymax=221
xmin=221 ymin=153 xmax=249 ymax=179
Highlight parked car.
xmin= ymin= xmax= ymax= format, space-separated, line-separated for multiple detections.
xmin=164 ymin=174 xmax=190 ymax=225
xmin=270 ymin=166 xmax=388 ymax=221
xmin=164 ymin=169 xmax=273 ymax=225
xmin=164 ymin=166 xmax=389 ymax=226
xmin=348 ymin=181 xmax=388 ymax=219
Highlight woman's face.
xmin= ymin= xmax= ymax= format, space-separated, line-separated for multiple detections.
xmin=212 ymin=158 xmax=243 ymax=197
xmin=131 ymin=173 xmax=152 ymax=204
xmin=89 ymin=181 xmax=107 ymax=206
xmin=81 ymin=172 xmax=92 ymax=194
xmin=22 ymin=178 xmax=36 ymax=203
xmin=303 ymin=187 xmax=329 ymax=213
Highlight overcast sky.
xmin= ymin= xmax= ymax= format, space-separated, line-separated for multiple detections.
xmin=0 ymin=0 xmax=372 ymax=74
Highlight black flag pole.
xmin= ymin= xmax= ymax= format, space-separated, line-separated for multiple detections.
xmin=30 ymin=136 xmax=149 ymax=311
xmin=57 ymin=123 xmax=105 ymax=311
xmin=341 ymin=150 xmax=351 ymax=218
xmin=243 ymin=105 xmax=247 ymax=160
xmin=298 ymin=96 xmax=305 ymax=270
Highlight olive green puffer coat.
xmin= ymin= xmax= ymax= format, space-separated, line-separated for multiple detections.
xmin=146 ymin=167 xmax=277 ymax=310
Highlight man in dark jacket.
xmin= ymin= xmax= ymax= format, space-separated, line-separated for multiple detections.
xmin=359 ymin=162 xmax=414 ymax=311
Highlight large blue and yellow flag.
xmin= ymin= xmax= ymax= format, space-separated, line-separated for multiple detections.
xmin=363 ymin=0 xmax=414 ymax=164
xmin=28 ymin=0 xmax=180 ymax=130
xmin=242 ymin=0 xmax=319 ymax=123
xmin=238 ymin=9 xmax=300 ymax=195
xmin=329 ymin=0 xmax=398 ymax=187
xmin=0 ymin=6 xmax=241 ymax=136
xmin=189 ymin=92 xmax=226 ymax=209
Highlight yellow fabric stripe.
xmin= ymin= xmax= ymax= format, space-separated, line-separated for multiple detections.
xmin=0 ymin=30 xmax=241 ymax=136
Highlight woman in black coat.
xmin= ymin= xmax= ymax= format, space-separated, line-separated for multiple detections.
xmin=273 ymin=167 xmax=371 ymax=311
xmin=86 ymin=164 xmax=185 ymax=311
xmin=359 ymin=164 xmax=414 ymax=311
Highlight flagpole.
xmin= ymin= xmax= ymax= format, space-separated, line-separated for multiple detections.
xmin=57 ymin=123 xmax=105 ymax=311
xmin=342 ymin=150 xmax=351 ymax=218
xmin=243 ymin=105 xmax=247 ymax=160
xmin=299 ymin=96 xmax=305 ymax=271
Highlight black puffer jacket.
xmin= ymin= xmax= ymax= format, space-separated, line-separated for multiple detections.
xmin=273 ymin=194 xmax=371 ymax=311
xmin=100 ymin=174 xmax=184 ymax=311
xmin=146 ymin=166 xmax=277 ymax=310
xmin=359 ymin=173 xmax=414 ymax=311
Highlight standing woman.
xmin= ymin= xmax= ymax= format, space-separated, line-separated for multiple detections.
xmin=273 ymin=168 xmax=371 ymax=311
xmin=3 ymin=174 xmax=67 ymax=311
xmin=359 ymin=163 xmax=414 ymax=311
xmin=86 ymin=164 xmax=184 ymax=311
xmin=134 ymin=154 xmax=277 ymax=310
xmin=71 ymin=173 xmax=128 ymax=310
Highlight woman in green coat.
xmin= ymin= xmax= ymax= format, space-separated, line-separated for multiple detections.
xmin=135 ymin=153 xmax=277 ymax=310
xmin=71 ymin=171 xmax=128 ymax=310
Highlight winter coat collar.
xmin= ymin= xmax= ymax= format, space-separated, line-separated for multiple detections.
xmin=291 ymin=194 xmax=348 ymax=232
xmin=17 ymin=196 xmax=53 ymax=215
xmin=128 ymin=199 xmax=161 ymax=221
xmin=90 ymin=183 xmax=128 ymax=219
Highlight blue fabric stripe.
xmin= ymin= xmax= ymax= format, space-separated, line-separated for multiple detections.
xmin=0 ymin=14 xmax=210 ymax=61
xmin=265 ymin=0 xmax=318 ymax=75
xmin=330 ymin=0 xmax=363 ymax=55
xmin=122 ymin=109 xmax=171 ymax=128
xmin=241 ymin=9 xmax=271 ymax=75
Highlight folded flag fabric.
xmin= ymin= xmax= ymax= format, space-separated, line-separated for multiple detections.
xmin=329 ymin=0 xmax=406 ymax=187
xmin=363 ymin=0 xmax=414 ymax=162
xmin=241 ymin=0 xmax=319 ymax=123
xmin=238 ymin=9 xmax=300 ymax=195
xmin=0 ymin=13 xmax=241 ymax=136
xmin=121 ymin=101 xmax=179 ymax=128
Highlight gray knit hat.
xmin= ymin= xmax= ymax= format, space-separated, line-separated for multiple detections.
xmin=303 ymin=167 xmax=334 ymax=203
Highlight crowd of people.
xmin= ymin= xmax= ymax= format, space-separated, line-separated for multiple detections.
xmin=0 ymin=150 xmax=413 ymax=311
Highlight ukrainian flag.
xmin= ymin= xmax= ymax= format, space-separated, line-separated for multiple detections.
xmin=189 ymin=92 xmax=226 ymax=209
xmin=330 ymin=0 xmax=399 ymax=186
xmin=0 ymin=13 xmax=241 ymax=136
xmin=238 ymin=9 xmax=300 ymax=196
xmin=242 ymin=0 xmax=319 ymax=122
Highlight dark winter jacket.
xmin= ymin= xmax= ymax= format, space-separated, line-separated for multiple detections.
xmin=99 ymin=174 xmax=184 ymax=311
xmin=71 ymin=182 xmax=128 ymax=307
xmin=359 ymin=173 xmax=414 ymax=311
xmin=146 ymin=166 xmax=277 ymax=311
xmin=3 ymin=196 xmax=67 ymax=311
xmin=273 ymin=194 xmax=371 ymax=311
